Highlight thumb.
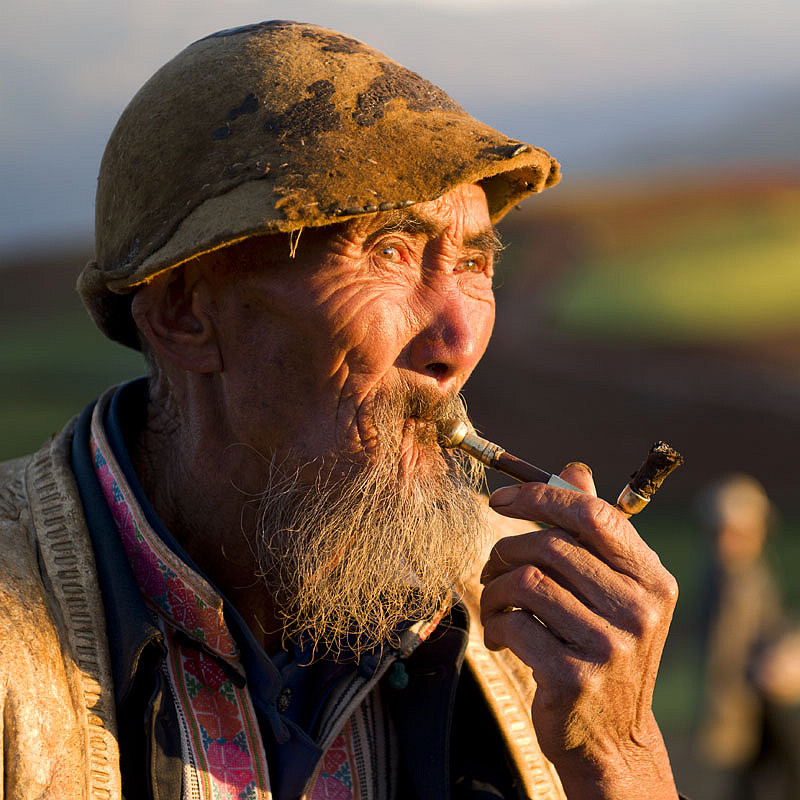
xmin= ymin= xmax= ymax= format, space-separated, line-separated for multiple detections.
xmin=559 ymin=461 xmax=597 ymax=497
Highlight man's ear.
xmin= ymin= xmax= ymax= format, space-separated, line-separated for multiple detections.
xmin=130 ymin=265 xmax=223 ymax=373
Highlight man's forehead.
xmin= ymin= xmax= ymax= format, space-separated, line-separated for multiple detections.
xmin=207 ymin=183 xmax=497 ymax=266
xmin=346 ymin=183 xmax=494 ymax=242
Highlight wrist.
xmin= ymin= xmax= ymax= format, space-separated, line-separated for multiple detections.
xmin=550 ymin=713 xmax=678 ymax=800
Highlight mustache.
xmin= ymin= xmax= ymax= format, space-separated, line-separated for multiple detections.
xmin=403 ymin=386 xmax=459 ymax=422
xmin=375 ymin=384 xmax=469 ymax=448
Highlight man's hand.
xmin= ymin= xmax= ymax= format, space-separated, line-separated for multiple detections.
xmin=480 ymin=463 xmax=679 ymax=800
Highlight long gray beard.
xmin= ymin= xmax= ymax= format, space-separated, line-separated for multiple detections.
xmin=253 ymin=390 xmax=488 ymax=660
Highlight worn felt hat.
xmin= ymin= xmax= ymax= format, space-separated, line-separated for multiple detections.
xmin=79 ymin=20 xmax=561 ymax=348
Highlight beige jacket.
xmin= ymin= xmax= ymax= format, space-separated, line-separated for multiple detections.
xmin=0 ymin=423 xmax=563 ymax=799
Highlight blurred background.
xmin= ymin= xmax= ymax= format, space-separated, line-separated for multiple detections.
xmin=1 ymin=0 xmax=799 ymax=796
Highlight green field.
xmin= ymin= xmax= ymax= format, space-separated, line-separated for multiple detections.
xmin=547 ymin=191 xmax=800 ymax=343
xmin=1 ymin=308 xmax=143 ymax=459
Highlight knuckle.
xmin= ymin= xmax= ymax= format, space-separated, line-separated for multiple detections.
xmin=587 ymin=627 xmax=635 ymax=669
xmin=611 ymin=632 xmax=635 ymax=662
xmin=659 ymin=571 xmax=680 ymax=606
xmin=638 ymin=565 xmax=679 ymax=611
xmin=580 ymin=667 xmax=605 ymax=697
xmin=578 ymin=497 xmax=617 ymax=535
xmin=556 ymin=663 xmax=603 ymax=700
xmin=540 ymin=530 xmax=569 ymax=559
xmin=592 ymin=627 xmax=620 ymax=663
xmin=538 ymin=660 xmax=608 ymax=706
xmin=641 ymin=603 xmax=665 ymax=633
xmin=628 ymin=598 xmax=666 ymax=638
xmin=514 ymin=564 xmax=545 ymax=596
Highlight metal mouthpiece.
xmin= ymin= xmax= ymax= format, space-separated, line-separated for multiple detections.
xmin=438 ymin=418 xmax=470 ymax=449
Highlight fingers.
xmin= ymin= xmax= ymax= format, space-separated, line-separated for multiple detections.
xmin=482 ymin=462 xmax=678 ymax=652
xmin=559 ymin=462 xmax=596 ymax=496
xmin=488 ymin=459 xmax=596 ymax=510
xmin=479 ymin=463 xmax=680 ymax=797
xmin=480 ymin=529 xmax=642 ymax=628
xmin=480 ymin=562 xmax=615 ymax=655
xmin=488 ymin=481 xmax=664 ymax=584
xmin=482 ymin=606 xmax=560 ymax=665
xmin=479 ymin=529 xmax=677 ymax=710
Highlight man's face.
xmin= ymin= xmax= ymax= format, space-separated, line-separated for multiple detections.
xmin=196 ymin=183 xmax=496 ymax=652
xmin=209 ymin=182 xmax=497 ymax=476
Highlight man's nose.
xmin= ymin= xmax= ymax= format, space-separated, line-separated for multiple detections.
xmin=407 ymin=286 xmax=486 ymax=386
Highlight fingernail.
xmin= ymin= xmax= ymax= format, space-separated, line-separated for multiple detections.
xmin=564 ymin=461 xmax=592 ymax=476
xmin=489 ymin=485 xmax=521 ymax=507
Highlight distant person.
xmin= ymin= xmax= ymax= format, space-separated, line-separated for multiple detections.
xmin=696 ymin=474 xmax=800 ymax=800
xmin=0 ymin=21 xmax=682 ymax=799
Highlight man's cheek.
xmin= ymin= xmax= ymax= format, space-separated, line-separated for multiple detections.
xmin=472 ymin=303 xmax=495 ymax=361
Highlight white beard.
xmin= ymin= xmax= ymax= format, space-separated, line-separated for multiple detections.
xmin=253 ymin=389 xmax=488 ymax=659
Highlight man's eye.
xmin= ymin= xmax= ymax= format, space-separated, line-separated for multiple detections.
xmin=462 ymin=256 xmax=488 ymax=273
xmin=379 ymin=245 xmax=399 ymax=260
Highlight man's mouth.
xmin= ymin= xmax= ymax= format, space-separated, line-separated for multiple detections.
xmin=404 ymin=414 xmax=442 ymax=447
xmin=393 ymin=414 xmax=459 ymax=481
xmin=345 ymin=383 xmax=470 ymax=478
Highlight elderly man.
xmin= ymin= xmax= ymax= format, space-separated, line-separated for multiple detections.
xmin=0 ymin=21 xmax=679 ymax=800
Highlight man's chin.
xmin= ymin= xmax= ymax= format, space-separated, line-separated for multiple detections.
xmin=254 ymin=441 xmax=487 ymax=660
xmin=252 ymin=387 xmax=488 ymax=659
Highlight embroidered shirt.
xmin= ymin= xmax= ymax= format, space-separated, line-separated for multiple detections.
xmin=70 ymin=380 xmax=461 ymax=800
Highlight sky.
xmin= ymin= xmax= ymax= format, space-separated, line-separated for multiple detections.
xmin=1 ymin=0 xmax=798 ymax=249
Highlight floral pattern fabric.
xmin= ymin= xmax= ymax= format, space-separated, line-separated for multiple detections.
xmin=310 ymin=726 xmax=357 ymax=800
xmin=89 ymin=401 xmax=387 ymax=800
xmin=91 ymin=407 xmax=271 ymax=799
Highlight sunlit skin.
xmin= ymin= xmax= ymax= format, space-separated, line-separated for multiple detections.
xmin=130 ymin=182 xmax=679 ymax=800
xmin=483 ymin=471 xmax=678 ymax=800
xmin=201 ymin=183 xmax=497 ymax=478
xmin=129 ymin=183 xmax=496 ymax=635
xmin=133 ymin=183 xmax=496 ymax=484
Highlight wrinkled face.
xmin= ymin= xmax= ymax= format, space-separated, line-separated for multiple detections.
xmin=211 ymin=182 xmax=497 ymax=475
xmin=182 ymin=183 xmax=499 ymax=652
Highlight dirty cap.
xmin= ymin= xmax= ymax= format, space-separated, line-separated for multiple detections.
xmin=79 ymin=20 xmax=561 ymax=348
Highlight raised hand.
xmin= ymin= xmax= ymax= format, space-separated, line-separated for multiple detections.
xmin=481 ymin=463 xmax=679 ymax=800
